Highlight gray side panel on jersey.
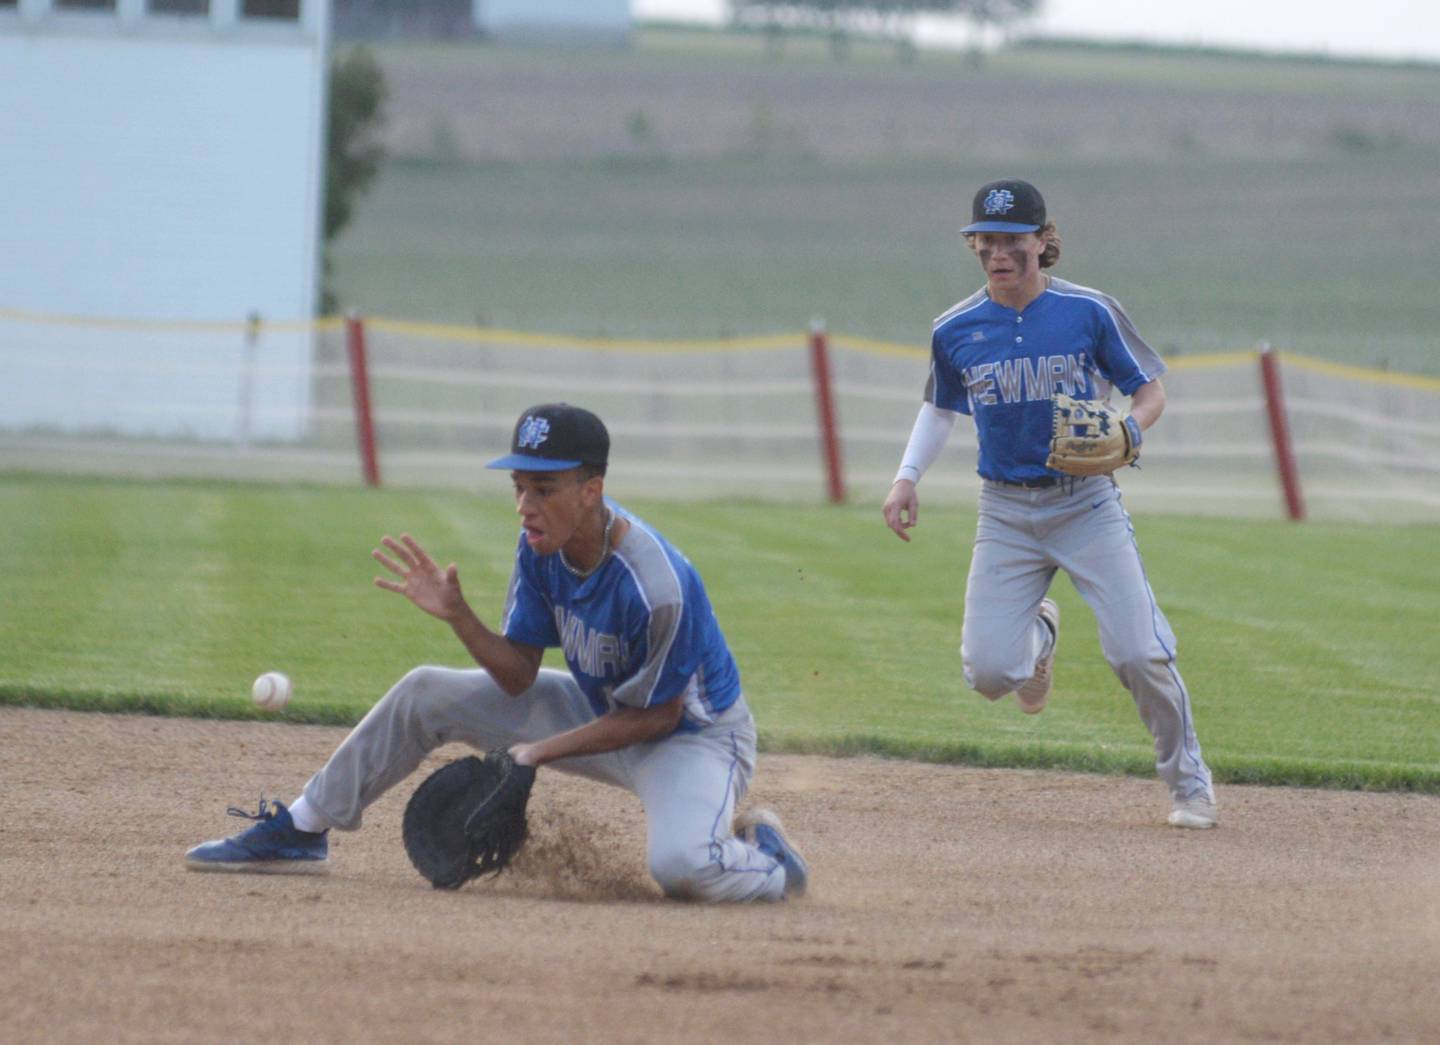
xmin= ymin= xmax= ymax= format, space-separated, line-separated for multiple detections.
xmin=677 ymin=670 xmax=717 ymax=727
xmin=609 ymin=526 xmax=686 ymax=710
xmin=1046 ymin=277 xmax=1167 ymax=382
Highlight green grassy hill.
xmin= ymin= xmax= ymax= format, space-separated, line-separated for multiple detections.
xmin=329 ymin=31 xmax=1440 ymax=373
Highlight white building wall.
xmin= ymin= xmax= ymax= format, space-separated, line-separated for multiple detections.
xmin=0 ymin=4 xmax=330 ymax=441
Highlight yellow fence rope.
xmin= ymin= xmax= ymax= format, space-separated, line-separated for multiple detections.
xmin=364 ymin=317 xmax=800 ymax=353
xmin=0 ymin=307 xmax=343 ymax=335
xmin=2 ymin=306 xmax=1436 ymax=391
xmin=829 ymin=333 xmax=926 ymax=360
xmin=1277 ymin=353 xmax=1440 ymax=393
xmin=1164 ymin=351 xmax=1259 ymax=370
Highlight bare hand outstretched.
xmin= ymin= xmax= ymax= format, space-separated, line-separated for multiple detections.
xmin=372 ymin=533 xmax=466 ymax=621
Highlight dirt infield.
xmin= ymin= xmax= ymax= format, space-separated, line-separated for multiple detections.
xmin=3 ymin=708 xmax=1437 ymax=1043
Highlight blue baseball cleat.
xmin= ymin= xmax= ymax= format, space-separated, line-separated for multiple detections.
xmin=185 ymin=797 xmax=330 ymax=874
xmin=735 ymin=808 xmax=808 ymax=899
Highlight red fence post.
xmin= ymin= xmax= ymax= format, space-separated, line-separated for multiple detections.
xmin=808 ymin=319 xmax=846 ymax=505
xmin=345 ymin=312 xmax=382 ymax=488
xmin=1258 ymin=343 xmax=1304 ymax=521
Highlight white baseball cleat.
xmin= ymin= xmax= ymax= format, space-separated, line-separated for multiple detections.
xmin=1015 ymin=597 xmax=1060 ymax=714
xmin=1168 ymin=791 xmax=1219 ymax=829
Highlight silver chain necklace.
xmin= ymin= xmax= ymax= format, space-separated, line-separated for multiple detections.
xmin=559 ymin=509 xmax=615 ymax=580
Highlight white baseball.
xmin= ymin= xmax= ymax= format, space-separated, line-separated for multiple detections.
xmin=251 ymin=671 xmax=292 ymax=711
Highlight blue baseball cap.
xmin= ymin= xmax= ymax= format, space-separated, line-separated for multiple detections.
xmin=961 ymin=179 xmax=1046 ymax=234
xmin=486 ymin=403 xmax=610 ymax=472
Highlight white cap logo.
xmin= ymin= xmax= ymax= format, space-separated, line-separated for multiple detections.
xmin=517 ymin=416 xmax=551 ymax=449
xmin=984 ymin=188 xmax=1016 ymax=215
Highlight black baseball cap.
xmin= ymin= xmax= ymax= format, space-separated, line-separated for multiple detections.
xmin=486 ymin=403 xmax=610 ymax=472
xmin=961 ymin=179 xmax=1046 ymax=234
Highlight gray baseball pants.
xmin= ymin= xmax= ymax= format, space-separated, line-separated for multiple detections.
xmin=961 ymin=475 xmax=1213 ymax=800
xmin=300 ymin=666 xmax=785 ymax=902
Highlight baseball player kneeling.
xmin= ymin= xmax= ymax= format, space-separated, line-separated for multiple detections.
xmin=187 ymin=404 xmax=809 ymax=898
xmin=882 ymin=178 xmax=1217 ymax=830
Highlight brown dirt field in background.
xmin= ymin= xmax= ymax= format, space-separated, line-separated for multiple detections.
xmin=3 ymin=707 xmax=1438 ymax=1044
xmin=373 ymin=48 xmax=1440 ymax=163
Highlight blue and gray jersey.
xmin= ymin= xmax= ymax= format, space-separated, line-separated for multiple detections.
xmin=500 ymin=499 xmax=742 ymax=733
xmin=925 ymin=277 xmax=1166 ymax=483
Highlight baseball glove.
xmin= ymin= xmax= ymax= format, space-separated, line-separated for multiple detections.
xmin=402 ymin=749 xmax=537 ymax=890
xmin=1046 ymin=393 xmax=1143 ymax=477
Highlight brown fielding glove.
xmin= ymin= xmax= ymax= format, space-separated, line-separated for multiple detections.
xmin=402 ymin=749 xmax=537 ymax=890
xmin=1046 ymin=393 xmax=1143 ymax=477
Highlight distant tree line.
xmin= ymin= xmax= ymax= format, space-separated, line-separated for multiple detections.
xmin=730 ymin=1 xmax=1044 ymax=61
xmin=323 ymin=47 xmax=388 ymax=312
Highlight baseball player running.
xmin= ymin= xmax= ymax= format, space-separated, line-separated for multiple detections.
xmin=882 ymin=178 xmax=1217 ymax=829
xmin=187 ymin=403 xmax=809 ymax=899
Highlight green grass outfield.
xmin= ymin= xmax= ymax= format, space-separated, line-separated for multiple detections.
xmin=2 ymin=473 xmax=1436 ymax=791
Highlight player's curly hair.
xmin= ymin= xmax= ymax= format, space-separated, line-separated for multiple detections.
xmin=963 ymin=223 xmax=1062 ymax=268
xmin=1037 ymin=223 xmax=1061 ymax=268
